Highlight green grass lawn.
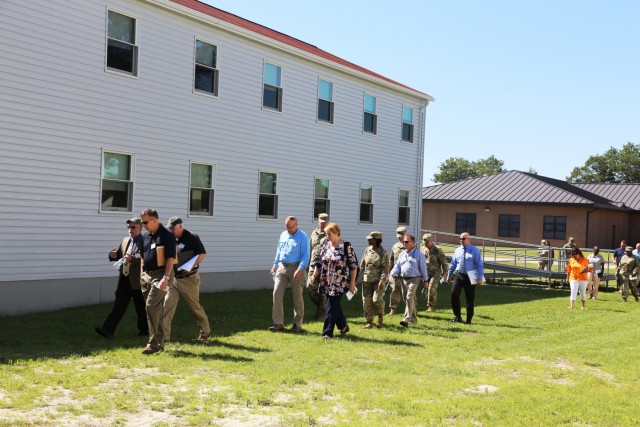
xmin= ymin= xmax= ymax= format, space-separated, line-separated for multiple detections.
xmin=1 ymin=284 xmax=638 ymax=426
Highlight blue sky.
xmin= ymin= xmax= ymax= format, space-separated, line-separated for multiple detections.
xmin=202 ymin=0 xmax=639 ymax=185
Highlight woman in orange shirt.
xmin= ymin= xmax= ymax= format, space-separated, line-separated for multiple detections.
xmin=565 ymin=248 xmax=592 ymax=309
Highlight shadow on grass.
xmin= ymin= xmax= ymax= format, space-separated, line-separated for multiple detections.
xmin=0 ymin=285 xmax=562 ymax=363
xmin=168 ymin=349 xmax=254 ymax=362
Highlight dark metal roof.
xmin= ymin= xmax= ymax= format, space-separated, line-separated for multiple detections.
xmin=574 ymin=183 xmax=640 ymax=211
xmin=422 ymin=171 xmax=636 ymax=210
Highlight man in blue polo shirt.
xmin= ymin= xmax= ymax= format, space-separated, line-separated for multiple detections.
xmin=445 ymin=232 xmax=484 ymax=325
xmin=270 ymin=216 xmax=310 ymax=333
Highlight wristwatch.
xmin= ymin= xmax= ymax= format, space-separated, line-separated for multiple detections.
xmin=163 ymin=275 xmax=170 ymax=280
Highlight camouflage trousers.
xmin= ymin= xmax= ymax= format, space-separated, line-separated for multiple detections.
xmin=425 ymin=274 xmax=441 ymax=309
xmin=389 ymin=277 xmax=404 ymax=310
xmin=620 ymin=275 xmax=639 ymax=300
xmin=307 ymin=269 xmax=326 ymax=311
xmin=362 ymin=281 xmax=384 ymax=322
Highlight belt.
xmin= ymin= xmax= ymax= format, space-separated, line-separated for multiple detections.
xmin=175 ymin=270 xmax=198 ymax=279
xmin=281 ymin=262 xmax=300 ymax=267
xmin=144 ymin=268 xmax=164 ymax=275
xmin=401 ymin=276 xmax=418 ymax=279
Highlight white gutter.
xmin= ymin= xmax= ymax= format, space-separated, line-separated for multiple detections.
xmin=416 ymin=100 xmax=430 ymax=237
xmin=142 ymin=0 xmax=435 ymax=102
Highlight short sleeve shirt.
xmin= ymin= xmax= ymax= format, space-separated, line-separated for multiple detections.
xmin=142 ymin=224 xmax=176 ymax=271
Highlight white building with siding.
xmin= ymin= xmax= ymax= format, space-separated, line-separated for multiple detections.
xmin=0 ymin=0 xmax=433 ymax=315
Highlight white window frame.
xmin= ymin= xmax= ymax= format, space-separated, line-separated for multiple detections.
xmin=359 ymin=183 xmax=374 ymax=225
xmin=100 ymin=149 xmax=134 ymax=213
xmin=317 ymin=78 xmax=334 ymax=124
xmin=398 ymin=189 xmax=410 ymax=225
xmin=262 ymin=61 xmax=283 ymax=112
xmin=193 ymin=37 xmax=219 ymax=98
xmin=401 ymin=105 xmax=414 ymax=143
xmin=105 ymin=8 xmax=139 ymax=78
xmin=189 ymin=161 xmax=215 ymax=217
xmin=363 ymin=93 xmax=377 ymax=135
xmin=313 ymin=177 xmax=331 ymax=221
xmin=258 ymin=170 xmax=279 ymax=220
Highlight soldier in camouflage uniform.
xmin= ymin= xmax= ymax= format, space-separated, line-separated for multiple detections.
xmin=358 ymin=231 xmax=389 ymax=328
xmin=616 ymin=246 xmax=640 ymax=302
xmin=387 ymin=226 xmax=406 ymax=316
xmin=420 ymin=233 xmax=448 ymax=312
xmin=307 ymin=213 xmax=329 ymax=319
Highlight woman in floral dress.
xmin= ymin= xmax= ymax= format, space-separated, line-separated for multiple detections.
xmin=309 ymin=222 xmax=358 ymax=339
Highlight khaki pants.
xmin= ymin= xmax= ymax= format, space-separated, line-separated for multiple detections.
xmin=161 ymin=272 xmax=210 ymax=341
xmin=272 ymin=262 xmax=304 ymax=327
xmin=401 ymin=277 xmax=421 ymax=324
xmin=141 ymin=271 xmax=172 ymax=349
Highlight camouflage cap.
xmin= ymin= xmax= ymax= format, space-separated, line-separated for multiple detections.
xmin=318 ymin=213 xmax=329 ymax=223
xmin=396 ymin=226 xmax=407 ymax=236
xmin=541 ymin=239 xmax=546 ymax=244
xmin=626 ymin=246 xmax=633 ymax=252
xmin=366 ymin=231 xmax=382 ymax=240
xmin=569 ymin=237 xmax=575 ymax=242
xmin=422 ymin=233 xmax=432 ymax=241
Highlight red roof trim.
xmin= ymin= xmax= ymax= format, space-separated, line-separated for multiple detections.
xmin=169 ymin=0 xmax=431 ymax=99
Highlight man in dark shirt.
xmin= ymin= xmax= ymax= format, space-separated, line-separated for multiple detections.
xmin=139 ymin=208 xmax=176 ymax=354
xmin=95 ymin=217 xmax=148 ymax=338
xmin=161 ymin=217 xmax=210 ymax=343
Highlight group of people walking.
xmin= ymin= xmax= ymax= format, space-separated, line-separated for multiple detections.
xmin=98 ymin=209 xmax=640 ymax=349
xmin=270 ymin=214 xmax=484 ymax=339
xmin=96 ymin=209 xmax=210 ymax=354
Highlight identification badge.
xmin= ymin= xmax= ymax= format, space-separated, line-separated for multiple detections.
xmin=151 ymin=243 xmax=156 ymax=250
xmin=291 ymin=241 xmax=297 ymax=247
xmin=178 ymin=243 xmax=185 ymax=250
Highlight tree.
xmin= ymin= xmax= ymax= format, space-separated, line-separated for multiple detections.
xmin=433 ymin=155 xmax=506 ymax=183
xmin=566 ymin=142 xmax=640 ymax=183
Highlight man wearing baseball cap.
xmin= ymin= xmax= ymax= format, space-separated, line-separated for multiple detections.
xmin=161 ymin=217 xmax=211 ymax=343
xmin=95 ymin=217 xmax=148 ymax=339
xmin=387 ymin=226 xmax=407 ymax=316
xmin=307 ymin=213 xmax=329 ymax=319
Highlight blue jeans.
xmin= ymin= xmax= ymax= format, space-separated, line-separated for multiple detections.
xmin=323 ymin=294 xmax=347 ymax=337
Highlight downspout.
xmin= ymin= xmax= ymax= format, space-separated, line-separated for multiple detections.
xmin=416 ymin=100 xmax=429 ymax=237
xmin=585 ymin=206 xmax=597 ymax=247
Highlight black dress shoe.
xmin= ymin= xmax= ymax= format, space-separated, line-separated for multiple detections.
xmin=449 ymin=317 xmax=463 ymax=323
xmin=95 ymin=327 xmax=113 ymax=338
xmin=399 ymin=321 xmax=409 ymax=327
xmin=339 ymin=325 xmax=349 ymax=336
xmin=465 ymin=320 xmax=472 ymax=325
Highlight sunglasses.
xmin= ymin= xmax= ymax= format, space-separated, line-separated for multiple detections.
xmin=402 ymin=241 xmax=412 ymax=244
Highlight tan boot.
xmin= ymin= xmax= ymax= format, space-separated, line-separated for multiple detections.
xmin=376 ymin=315 xmax=384 ymax=328
xmin=388 ymin=308 xmax=396 ymax=316
xmin=363 ymin=322 xmax=373 ymax=329
xmin=426 ymin=306 xmax=433 ymax=313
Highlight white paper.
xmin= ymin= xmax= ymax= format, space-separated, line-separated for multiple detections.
xmin=346 ymin=290 xmax=355 ymax=300
xmin=112 ymin=258 xmax=125 ymax=269
xmin=178 ymin=255 xmax=200 ymax=272
xmin=467 ymin=269 xmax=483 ymax=283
